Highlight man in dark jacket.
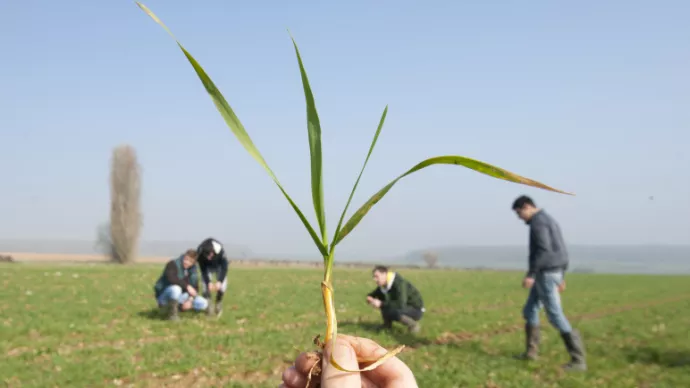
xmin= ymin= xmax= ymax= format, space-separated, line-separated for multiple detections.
xmin=366 ymin=265 xmax=425 ymax=334
xmin=196 ymin=237 xmax=230 ymax=317
xmin=512 ymin=195 xmax=586 ymax=371
xmin=153 ymin=249 xmax=208 ymax=320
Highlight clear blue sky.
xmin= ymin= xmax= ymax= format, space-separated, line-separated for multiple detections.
xmin=1 ymin=0 xmax=688 ymax=259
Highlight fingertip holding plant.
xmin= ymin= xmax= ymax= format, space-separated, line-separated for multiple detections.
xmin=135 ymin=2 xmax=573 ymax=384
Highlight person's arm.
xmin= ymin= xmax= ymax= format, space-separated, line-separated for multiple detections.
xmin=198 ymin=259 xmax=211 ymax=290
xmin=367 ymin=288 xmax=384 ymax=302
xmin=190 ymin=265 xmax=200 ymax=291
xmin=164 ymin=260 xmax=188 ymax=289
xmin=216 ymin=251 xmax=230 ymax=283
xmin=527 ymin=220 xmax=552 ymax=278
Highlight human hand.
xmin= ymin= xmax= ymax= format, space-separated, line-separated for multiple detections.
xmin=558 ymin=280 xmax=566 ymax=293
xmin=215 ymin=281 xmax=222 ymax=291
xmin=366 ymin=297 xmax=381 ymax=309
xmin=280 ymin=334 xmax=418 ymax=388
xmin=187 ymin=285 xmax=197 ymax=297
xmin=522 ymin=277 xmax=535 ymax=289
xmin=208 ymin=283 xmax=217 ymax=292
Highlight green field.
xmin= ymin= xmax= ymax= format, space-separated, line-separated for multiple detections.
xmin=2 ymin=263 xmax=689 ymax=387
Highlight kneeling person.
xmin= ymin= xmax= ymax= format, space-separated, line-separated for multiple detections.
xmin=366 ymin=265 xmax=425 ymax=333
xmin=153 ymin=249 xmax=208 ymax=320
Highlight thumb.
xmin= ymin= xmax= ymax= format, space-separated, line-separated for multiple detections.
xmin=321 ymin=337 xmax=361 ymax=388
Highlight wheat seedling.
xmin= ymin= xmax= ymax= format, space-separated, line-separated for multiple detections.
xmin=135 ymin=2 xmax=573 ymax=383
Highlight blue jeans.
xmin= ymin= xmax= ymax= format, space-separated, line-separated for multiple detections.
xmin=522 ymin=270 xmax=572 ymax=333
xmin=157 ymin=285 xmax=208 ymax=311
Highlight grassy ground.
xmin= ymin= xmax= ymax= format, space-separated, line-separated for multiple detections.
xmin=1 ymin=263 xmax=689 ymax=387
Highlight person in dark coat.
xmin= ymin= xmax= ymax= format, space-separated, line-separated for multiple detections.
xmin=196 ymin=237 xmax=231 ymax=317
xmin=512 ymin=195 xmax=586 ymax=371
xmin=366 ymin=265 xmax=425 ymax=334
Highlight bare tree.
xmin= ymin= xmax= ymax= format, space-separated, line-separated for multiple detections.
xmin=109 ymin=145 xmax=142 ymax=264
xmin=422 ymin=251 xmax=439 ymax=269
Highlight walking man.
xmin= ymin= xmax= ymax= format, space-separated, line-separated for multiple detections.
xmin=196 ymin=237 xmax=230 ymax=317
xmin=366 ymin=265 xmax=425 ymax=334
xmin=153 ymin=249 xmax=209 ymax=320
xmin=512 ymin=195 xmax=586 ymax=371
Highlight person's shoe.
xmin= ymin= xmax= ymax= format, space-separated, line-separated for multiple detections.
xmin=399 ymin=315 xmax=421 ymax=334
xmin=515 ymin=323 xmax=540 ymax=361
xmin=376 ymin=319 xmax=393 ymax=332
xmin=214 ymin=303 xmax=223 ymax=318
xmin=561 ymin=329 xmax=587 ymax=371
xmin=167 ymin=300 xmax=180 ymax=321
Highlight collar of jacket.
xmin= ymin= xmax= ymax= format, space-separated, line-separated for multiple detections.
xmin=527 ymin=208 xmax=544 ymax=224
xmin=380 ymin=272 xmax=396 ymax=293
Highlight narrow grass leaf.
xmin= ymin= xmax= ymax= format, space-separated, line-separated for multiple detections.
xmin=331 ymin=106 xmax=388 ymax=250
xmin=136 ymin=2 xmax=328 ymax=257
xmin=289 ymin=33 xmax=328 ymax=247
xmin=334 ymin=155 xmax=574 ymax=246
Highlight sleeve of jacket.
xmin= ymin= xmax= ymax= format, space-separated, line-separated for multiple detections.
xmin=527 ymin=220 xmax=552 ymax=278
xmin=198 ymin=259 xmax=211 ymax=286
xmin=190 ymin=265 xmax=200 ymax=290
xmin=164 ymin=260 xmax=188 ymax=289
xmin=367 ymin=288 xmax=384 ymax=301
xmin=216 ymin=251 xmax=230 ymax=283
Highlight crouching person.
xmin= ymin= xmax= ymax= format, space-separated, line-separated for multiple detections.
xmin=153 ymin=249 xmax=209 ymax=320
xmin=366 ymin=265 xmax=425 ymax=334
xmin=196 ymin=238 xmax=230 ymax=318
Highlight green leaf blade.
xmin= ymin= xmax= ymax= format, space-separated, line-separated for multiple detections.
xmin=290 ymin=34 xmax=328 ymax=248
xmin=331 ymin=105 xmax=388 ymax=249
xmin=136 ymin=2 xmax=328 ymax=257
xmin=333 ymin=155 xmax=574 ymax=246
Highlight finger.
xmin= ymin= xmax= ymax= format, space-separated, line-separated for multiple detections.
xmin=281 ymin=366 xmax=306 ymax=388
xmin=363 ymin=356 xmax=417 ymax=387
xmin=294 ymin=351 xmax=321 ymax=376
xmin=321 ymin=336 xmax=361 ymax=387
xmin=340 ymin=336 xmax=417 ymax=387
xmin=360 ymin=374 xmax=378 ymax=388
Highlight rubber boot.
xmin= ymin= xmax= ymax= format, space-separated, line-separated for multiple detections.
xmin=214 ymin=301 xmax=223 ymax=318
xmin=167 ymin=300 xmax=180 ymax=321
xmin=516 ymin=323 xmax=540 ymax=360
xmin=377 ymin=318 xmax=393 ymax=332
xmin=206 ymin=300 xmax=215 ymax=317
xmin=561 ymin=329 xmax=587 ymax=371
xmin=215 ymin=291 xmax=224 ymax=318
xmin=399 ymin=314 xmax=421 ymax=334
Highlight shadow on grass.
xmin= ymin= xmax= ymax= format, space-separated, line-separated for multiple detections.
xmin=137 ymin=307 xmax=166 ymax=320
xmin=137 ymin=307 xmax=212 ymax=321
xmin=625 ymin=346 xmax=690 ymax=368
xmin=338 ymin=320 xmax=434 ymax=348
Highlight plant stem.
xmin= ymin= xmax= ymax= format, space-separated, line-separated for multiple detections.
xmin=322 ymin=250 xmax=336 ymax=344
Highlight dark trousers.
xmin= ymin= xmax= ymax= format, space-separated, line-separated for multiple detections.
xmin=381 ymin=305 xmax=423 ymax=327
